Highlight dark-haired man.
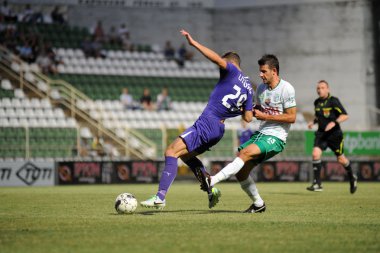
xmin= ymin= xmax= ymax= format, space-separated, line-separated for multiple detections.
xmin=206 ymin=54 xmax=297 ymax=213
xmin=141 ymin=30 xmax=254 ymax=209
xmin=306 ymin=80 xmax=357 ymax=193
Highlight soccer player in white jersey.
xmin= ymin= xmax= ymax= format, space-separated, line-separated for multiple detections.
xmin=205 ymin=54 xmax=297 ymax=213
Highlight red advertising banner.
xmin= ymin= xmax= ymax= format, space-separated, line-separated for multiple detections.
xmin=210 ymin=161 xmax=380 ymax=182
xmin=57 ymin=161 xmax=161 ymax=185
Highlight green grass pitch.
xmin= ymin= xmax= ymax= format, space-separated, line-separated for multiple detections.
xmin=1 ymin=182 xmax=379 ymax=253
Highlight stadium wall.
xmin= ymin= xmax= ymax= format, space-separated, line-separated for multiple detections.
xmin=212 ymin=0 xmax=375 ymax=130
xmin=67 ymin=6 xmax=214 ymax=54
xmin=66 ymin=0 xmax=375 ymax=130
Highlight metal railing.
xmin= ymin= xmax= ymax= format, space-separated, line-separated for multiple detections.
xmin=0 ymin=45 xmax=156 ymax=159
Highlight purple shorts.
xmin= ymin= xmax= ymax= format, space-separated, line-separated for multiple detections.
xmin=179 ymin=115 xmax=225 ymax=154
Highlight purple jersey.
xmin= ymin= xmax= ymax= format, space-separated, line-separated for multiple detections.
xmin=238 ymin=128 xmax=254 ymax=145
xmin=180 ymin=62 xmax=254 ymax=154
xmin=201 ymin=62 xmax=254 ymax=120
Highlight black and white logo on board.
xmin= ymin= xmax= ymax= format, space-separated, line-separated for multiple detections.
xmin=0 ymin=161 xmax=54 ymax=186
xmin=16 ymin=162 xmax=52 ymax=186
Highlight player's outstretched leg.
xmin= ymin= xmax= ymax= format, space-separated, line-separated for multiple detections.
xmin=140 ymin=156 xmax=178 ymax=209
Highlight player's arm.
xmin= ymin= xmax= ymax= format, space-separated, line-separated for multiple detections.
xmin=308 ymin=100 xmax=319 ymax=129
xmin=333 ymin=97 xmax=348 ymax=124
xmin=336 ymin=114 xmax=348 ymax=123
xmin=325 ymin=97 xmax=348 ymax=131
xmin=241 ymin=90 xmax=254 ymax=122
xmin=254 ymin=106 xmax=297 ymax=123
xmin=325 ymin=113 xmax=348 ymax=131
xmin=308 ymin=118 xmax=317 ymax=129
xmin=180 ymin=29 xmax=227 ymax=69
xmin=242 ymin=109 xmax=253 ymax=123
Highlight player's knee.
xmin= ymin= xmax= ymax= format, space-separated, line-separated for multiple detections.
xmin=337 ymin=155 xmax=347 ymax=165
xmin=165 ymin=146 xmax=176 ymax=157
xmin=239 ymin=149 xmax=252 ymax=162
xmin=312 ymin=151 xmax=321 ymax=160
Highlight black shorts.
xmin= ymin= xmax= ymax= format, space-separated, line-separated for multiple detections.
xmin=314 ymin=130 xmax=344 ymax=156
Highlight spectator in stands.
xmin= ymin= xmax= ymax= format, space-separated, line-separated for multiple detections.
xmin=140 ymin=87 xmax=154 ymax=111
xmin=16 ymin=30 xmax=40 ymax=63
xmin=0 ymin=1 xmax=17 ymax=22
xmin=0 ymin=23 xmax=17 ymax=53
xmin=156 ymin=87 xmax=171 ymax=111
xmin=164 ymin=40 xmax=175 ymax=60
xmin=177 ymin=43 xmax=194 ymax=67
xmin=36 ymin=50 xmax=57 ymax=75
xmin=103 ymin=139 xmax=120 ymax=157
xmin=44 ymin=41 xmax=63 ymax=66
xmin=21 ymin=4 xmax=43 ymax=23
xmin=51 ymin=6 xmax=66 ymax=24
xmin=79 ymin=138 xmax=90 ymax=157
xmin=91 ymin=136 xmax=105 ymax=157
xmin=108 ymin=26 xmax=119 ymax=45
xmin=81 ymin=36 xmax=93 ymax=57
xmin=81 ymin=36 xmax=104 ymax=58
xmin=78 ymin=127 xmax=92 ymax=157
xmin=120 ymin=88 xmax=135 ymax=110
xmin=91 ymin=36 xmax=104 ymax=58
xmin=17 ymin=41 xmax=34 ymax=63
xmin=92 ymin=20 xmax=105 ymax=42
xmin=118 ymin=23 xmax=131 ymax=50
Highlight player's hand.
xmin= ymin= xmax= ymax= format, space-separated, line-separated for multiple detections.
xmin=307 ymin=122 xmax=314 ymax=129
xmin=180 ymin=29 xmax=195 ymax=46
xmin=325 ymin=121 xmax=336 ymax=131
xmin=253 ymin=109 xmax=267 ymax=120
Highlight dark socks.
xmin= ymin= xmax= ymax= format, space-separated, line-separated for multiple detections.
xmin=344 ymin=162 xmax=354 ymax=180
xmin=312 ymin=160 xmax=322 ymax=185
xmin=183 ymin=157 xmax=207 ymax=181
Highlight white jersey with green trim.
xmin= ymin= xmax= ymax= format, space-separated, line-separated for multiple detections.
xmin=255 ymin=79 xmax=296 ymax=142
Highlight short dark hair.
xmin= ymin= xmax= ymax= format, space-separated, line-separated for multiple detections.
xmin=318 ymin=80 xmax=329 ymax=87
xmin=258 ymin=54 xmax=280 ymax=74
xmin=222 ymin=51 xmax=241 ymax=66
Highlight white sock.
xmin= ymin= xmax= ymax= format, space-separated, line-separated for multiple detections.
xmin=210 ymin=157 xmax=244 ymax=186
xmin=240 ymin=176 xmax=264 ymax=206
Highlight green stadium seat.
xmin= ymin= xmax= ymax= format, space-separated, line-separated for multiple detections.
xmin=53 ymin=74 xmax=217 ymax=102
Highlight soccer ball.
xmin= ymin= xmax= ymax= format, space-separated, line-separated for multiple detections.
xmin=115 ymin=193 xmax=138 ymax=214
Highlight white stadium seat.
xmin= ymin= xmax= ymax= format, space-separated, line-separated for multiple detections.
xmin=9 ymin=118 xmax=20 ymax=127
xmin=1 ymin=79 xmax=12 ymax=90
xmin=0 ymin=118 xmax=10 ymax=127
xmin=14 ymin=89 xmax=25 ymax=98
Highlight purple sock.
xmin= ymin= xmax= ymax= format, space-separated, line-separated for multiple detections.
xmin=157 ymin=156 xmax=178 ymax=200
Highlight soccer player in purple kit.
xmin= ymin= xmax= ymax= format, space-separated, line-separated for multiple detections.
xmin=140 ymin=29 xmax=254 ymax=209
